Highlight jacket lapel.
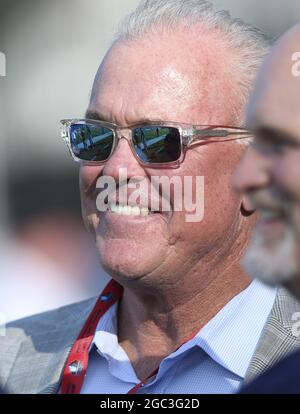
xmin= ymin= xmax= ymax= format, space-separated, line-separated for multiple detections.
xmin=5 ymin=298 xmax=97 ymax=394
xmin=245 ymin=287 xmax=300 ymax=384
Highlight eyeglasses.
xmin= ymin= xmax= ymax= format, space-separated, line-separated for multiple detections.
xmin=60 ymin=119 xmax=252 ymax=168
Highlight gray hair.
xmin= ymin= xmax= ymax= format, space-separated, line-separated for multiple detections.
xmin=114 ymin=0 xmax=271 ymax=143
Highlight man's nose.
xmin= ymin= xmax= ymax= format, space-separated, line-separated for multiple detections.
xmin=232 ymin=145 xmax=271 ymax=195
xmin=102 ymin=137 xmax=146 ymax=180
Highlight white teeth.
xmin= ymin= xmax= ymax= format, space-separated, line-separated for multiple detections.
xmin=110 ymin=204 xmax=119 ymax=214
xmin=109 ymin=203 xmax=150 ymax=216
xmin=141 ymin=207 xmax=150 ymax=216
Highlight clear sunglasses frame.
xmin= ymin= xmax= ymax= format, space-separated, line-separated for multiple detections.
xmin=60 ymin=119 xmax=252 ymax=168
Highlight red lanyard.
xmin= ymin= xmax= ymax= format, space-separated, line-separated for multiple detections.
xmin=60 ymin=279 xmax=202 ymax=394
xmin=60 ymin=279 xmax=123 ymax=394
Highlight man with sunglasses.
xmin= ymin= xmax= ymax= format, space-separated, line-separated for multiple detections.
xmin=233 ymin=23 xmax=300 ymax=394
xmin=1 ymin=0 xmax=300 ymax=394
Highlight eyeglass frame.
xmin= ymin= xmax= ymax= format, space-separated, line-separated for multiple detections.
xmin=60 ymin=118 xmax=252 ymax=169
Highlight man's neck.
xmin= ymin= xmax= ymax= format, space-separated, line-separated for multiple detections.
xmin=117 ymin=262 xmax=251 ymax=381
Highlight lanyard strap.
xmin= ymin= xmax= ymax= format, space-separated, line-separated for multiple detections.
xmin=60 ymin=279 xmax=202 ymax=394
xmin=60 ymin=279 xmax=123 ymax=394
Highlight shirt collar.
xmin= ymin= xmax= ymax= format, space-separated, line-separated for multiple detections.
xmin=92 ymin=279 xmax=277 ymax=380
xmin=91 ymin=299 xmax=139 ymax=383
xmin=166 ymin=279 xmax=277 ymax=378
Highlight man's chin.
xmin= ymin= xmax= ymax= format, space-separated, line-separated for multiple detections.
xmin=242 ymin=229 xmax=299 ymax=288
xmin=96 ymin=238 xmax=167 ymax=284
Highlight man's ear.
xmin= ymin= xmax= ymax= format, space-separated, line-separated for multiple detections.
xmin=241 ymin=196 xmax=256 ymax=217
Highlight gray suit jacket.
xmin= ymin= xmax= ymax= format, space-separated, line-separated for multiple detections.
xmin=1 ymin=288 xmax=300 ymax=394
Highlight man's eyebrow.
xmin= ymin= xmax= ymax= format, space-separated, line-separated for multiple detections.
xmin=85 ymin=110 xmax=107 ymax=121
xmin=131 ymin=118 xmax=166 ymax=126
xmin=84 ymin=111 xmax=166 ymax=126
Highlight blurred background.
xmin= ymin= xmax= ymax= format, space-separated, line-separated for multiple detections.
xmin=0 ymin=0 xmax=299 ymax=322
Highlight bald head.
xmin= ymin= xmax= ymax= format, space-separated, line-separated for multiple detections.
xmin=247 ymin=23 xmax=300 ymax=140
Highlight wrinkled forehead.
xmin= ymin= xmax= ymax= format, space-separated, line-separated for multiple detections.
xmin=89 ymin=29 xmax=239 ymax=125
xmin=247 ymin=33 xmax=300 ymax=142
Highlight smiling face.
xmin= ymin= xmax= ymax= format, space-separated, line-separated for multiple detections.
xmin=233 ymin=25 xmax=300 ymax=292
xmin=80 ymin=28 xmax=251 ymax=287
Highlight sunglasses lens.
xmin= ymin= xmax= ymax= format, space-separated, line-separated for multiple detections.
xmin=132 ymin=126 xmax=181 ymax=163
xmin=70 ymin=123 xmax=114 ymax=162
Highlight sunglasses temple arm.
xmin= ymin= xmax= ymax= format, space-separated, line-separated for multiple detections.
xmin=193 ymin=129 xmax=251 ymax=137
xmin=186 ymin=130 xmax=252 ymax=147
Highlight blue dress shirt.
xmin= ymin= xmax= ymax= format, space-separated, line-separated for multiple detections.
xmin=81 ymin=279 xmax=277 ymax=394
